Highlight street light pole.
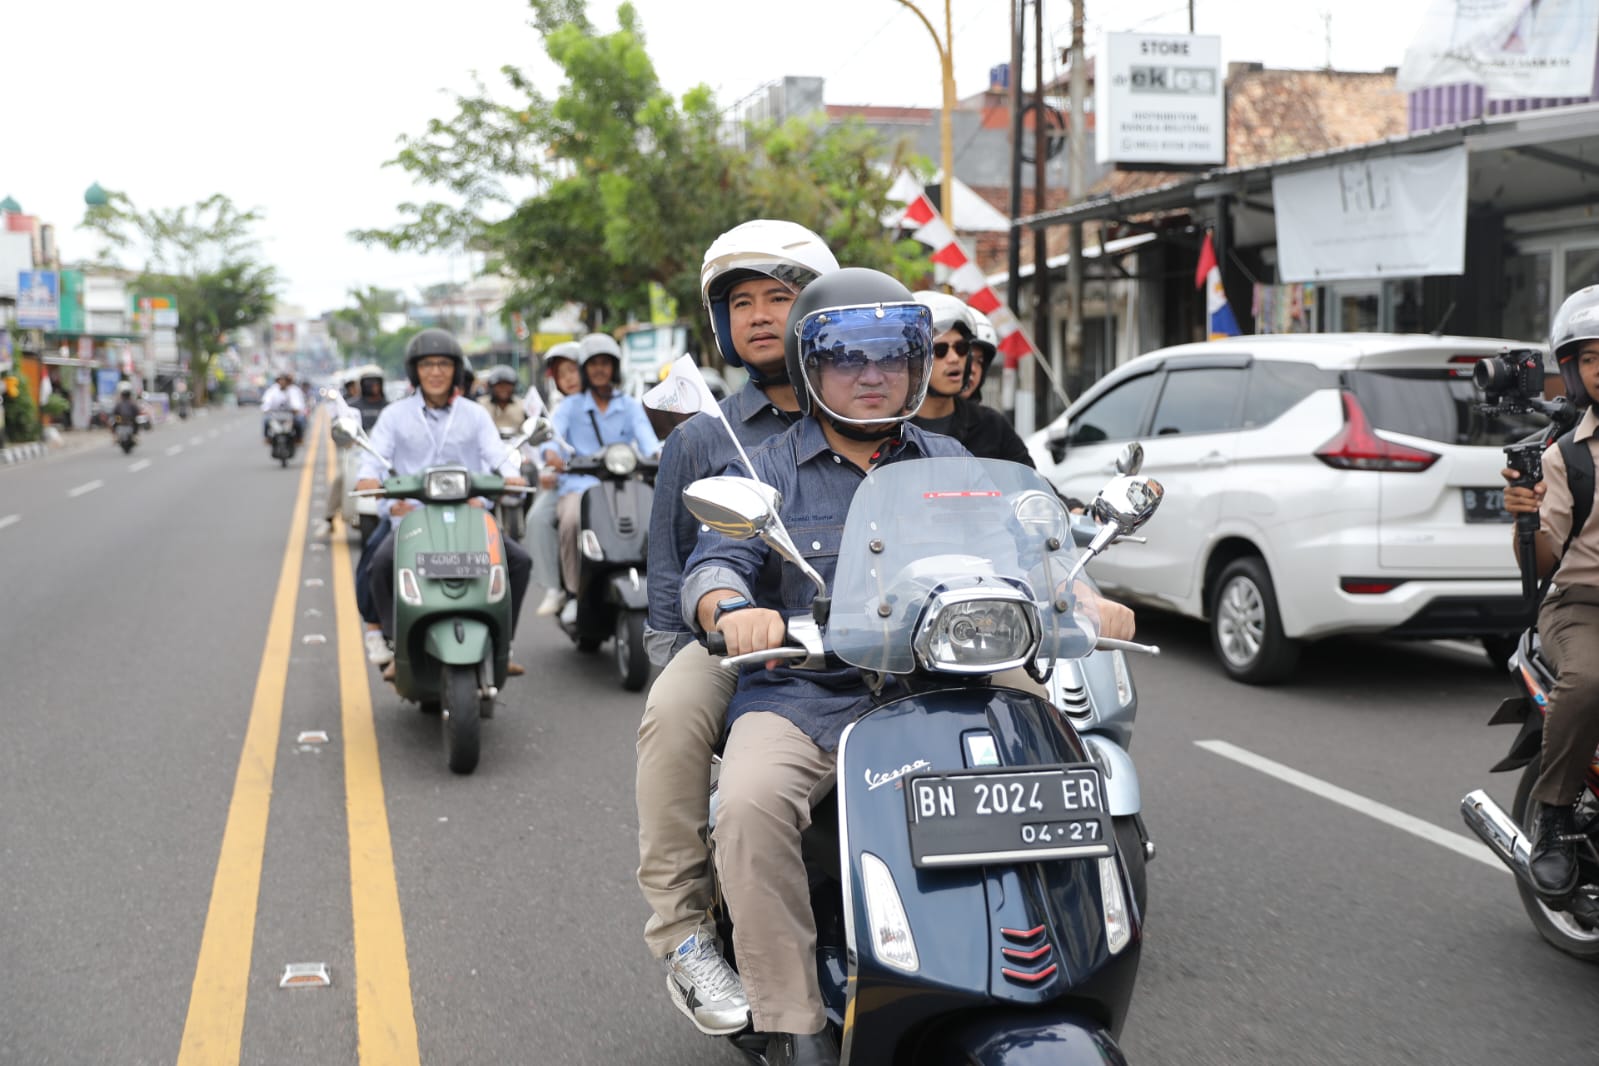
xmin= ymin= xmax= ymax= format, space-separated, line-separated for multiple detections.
xmin=896 ymin=0 xmax=957 ymax=220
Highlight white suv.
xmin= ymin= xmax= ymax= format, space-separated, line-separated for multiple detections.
xmin=1028 ymin=334 xmax=1547 ymax=683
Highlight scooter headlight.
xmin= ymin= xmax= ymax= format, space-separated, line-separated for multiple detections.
xmin=860 ymin=851 xmax=919 ymax=973
xmin=913 ymin=588 xmax=1039 ymax=674
xmin=424 ymin=468 xmax=471 ymax=502
xmin=602 ymin=443 xmax=638 ymax=477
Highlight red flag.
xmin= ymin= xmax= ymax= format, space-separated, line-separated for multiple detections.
xmin=966 ymin=287 xmax=1002 ymax=314
xmin=1195 ymin=232 xmax=1218 ymax=290
xmin=903 ymin=195 xmax=937 ymax=227
xmin=931 ymin=243 xmax=969 ymax=268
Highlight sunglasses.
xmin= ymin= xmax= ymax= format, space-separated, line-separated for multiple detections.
xmin=933 ymin=339 xmax=971 ymax=359
xmin=811 ymin=348 xmax=911 ymax=377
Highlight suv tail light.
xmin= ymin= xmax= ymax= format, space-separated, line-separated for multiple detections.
xmin=1315 ymin=391 xmax=1439 ymax=473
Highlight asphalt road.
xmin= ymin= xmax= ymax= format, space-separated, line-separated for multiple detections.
xmin=1 ymin=410 xmax=1594 ymax=1065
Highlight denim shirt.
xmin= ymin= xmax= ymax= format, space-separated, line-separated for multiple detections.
xmin=681 ymin=417 xmax=970 ymax=751
xmin=645 ymin=383 xmax=799 ymax=667
xmin=547 ymin=390 xmax=661 ymax=498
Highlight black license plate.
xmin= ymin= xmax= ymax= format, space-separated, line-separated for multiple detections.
xmin=905 ymin=764 xmax=1112 ymax=868
xmin=414 ymin=551 xmax=491 ymax=579
xmin=1462 ymin=487 xmax=1513 ymax=524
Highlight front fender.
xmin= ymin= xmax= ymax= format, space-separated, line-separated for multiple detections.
xmin=607 ymin=568 xmax=649 ymax=611
xmin=1081 ymin=734 xmax=1141 ymax=816
xmin=913 ymin=1012 xmax=1126 ymax=1066
xmin=423 ymin=617 xmax=491 ymax=666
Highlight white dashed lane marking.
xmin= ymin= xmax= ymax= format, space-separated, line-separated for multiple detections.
xmin=1195 ymin=739 xmax=1503 ymax=873
xmin=0 ymin=514 xmax=19 ymax=531
xmin=67 ymin=480 xmax=104 ymax=498
xmin=130 ymin=459 xmax=152 ymax=472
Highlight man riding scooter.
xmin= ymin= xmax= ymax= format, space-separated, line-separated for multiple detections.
xmin=681 ymin=268 xmax=1136 ymax=1065
xmin=260 ymin=369 xmax=307 ymax=444
xmin=355 ymin=329 xmax=533 ymax=678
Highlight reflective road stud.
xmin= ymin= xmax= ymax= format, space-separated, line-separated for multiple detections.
xmin=279 ymin=963 xmax=332 ymax=989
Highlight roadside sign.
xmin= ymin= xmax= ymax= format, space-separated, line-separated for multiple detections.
xmin=17 ymin=271 xmax=59 ymax=330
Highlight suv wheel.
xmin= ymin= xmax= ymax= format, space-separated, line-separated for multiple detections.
xmin=1210 ymin=557 xmax=1300 ymax=685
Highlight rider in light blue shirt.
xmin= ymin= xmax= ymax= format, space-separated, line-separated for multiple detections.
xmin=542 ymin=333 xmax=661 ymax=597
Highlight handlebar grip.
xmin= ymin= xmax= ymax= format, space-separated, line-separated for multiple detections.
xmin=705 ymin=632 xmax=728 ymax=655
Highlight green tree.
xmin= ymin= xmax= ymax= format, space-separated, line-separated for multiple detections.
xmin=331 ymin=285 xmax=406 ymax=363
xmin=354 ymin=0 xmax=930 ymax=356
xmin=82 ymin=192 xmax=278 ymax=403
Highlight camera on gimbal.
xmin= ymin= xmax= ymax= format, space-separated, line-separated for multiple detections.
xmin=1472 ymin=347 xmax=1545 ymax=410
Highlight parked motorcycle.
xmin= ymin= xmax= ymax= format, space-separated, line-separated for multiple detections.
xmin=1461 ymin=631 xmax=1599 ymax=958
xmin=686 ymin=454 xmax=1163 ymax=1064
xmin=267 ymin=411 xmax=298 ymax=467
xmin=549 ymin=438 xmax=658 ymax=692
xmin=343 ymin=410 xmax=549 ymax=774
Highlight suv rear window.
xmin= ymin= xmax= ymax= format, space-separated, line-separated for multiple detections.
xmin=1346 ymin=368 xmax=1548 ymax=446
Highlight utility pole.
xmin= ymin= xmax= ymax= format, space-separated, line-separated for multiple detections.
xmin=897 ymin=0 xmax=957 ymax=220
xmin=1065 ymin=0 xmax=1087 ymax=413
xmin=1031 ymin=0 xmax=1051 ymax=431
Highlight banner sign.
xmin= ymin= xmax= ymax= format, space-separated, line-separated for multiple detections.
xmin=17 ymin=271 xmax=59 ymax=330
xmin=1095 ymin=32 xmax=1226 ymax=167
xmin=1397 ymin=0 xmax=1599 ymax=99
xmin=1273 ymin=146 xmax=1468 ymax=283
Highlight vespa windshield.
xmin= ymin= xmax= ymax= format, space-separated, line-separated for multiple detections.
xmin=829 ymin=457 xmax=1100 ymax=674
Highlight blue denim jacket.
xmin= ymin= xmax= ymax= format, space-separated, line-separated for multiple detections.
xmin=644 ymin=383 xmax=798 ymax=666
xmin=681 ymin=417 xmax=970 ymax=751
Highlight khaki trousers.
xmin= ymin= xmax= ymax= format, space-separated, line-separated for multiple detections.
xmin=1534 ymin=584 xmax=1599 ymax=805
xmin=636 ymin=642 xmax=738 ymax=957
xmin=713 ymin=711 xmax=836 ymax=1035
xmin=557 ymin=492 xmax=583 ymax=593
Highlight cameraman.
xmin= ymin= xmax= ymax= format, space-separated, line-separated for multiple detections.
xmin=1502 ymin=284 xmax=1599 ymax=898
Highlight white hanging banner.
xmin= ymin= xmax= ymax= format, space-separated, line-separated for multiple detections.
xmin=1396 ymin=0 xmax=1599 ymax=99
xmin=1272 ymin=146 xmax=1469 ymax=283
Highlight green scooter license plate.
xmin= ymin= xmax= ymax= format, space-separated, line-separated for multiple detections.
xmin=414 ymin=551 xmax=492 ymax=579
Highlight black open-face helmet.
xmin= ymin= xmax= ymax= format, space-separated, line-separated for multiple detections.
xmin=404 ymin=328 xmax=465 ymax=388
xmin=578 ymin=333 xmax=624 ymax=390
xmin=783 ymin=267 xmax=933 ymax=429
xmin=1553 ymin=285 xmax=1599 ymax=408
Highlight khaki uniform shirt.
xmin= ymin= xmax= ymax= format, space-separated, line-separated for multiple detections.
xmin=1541 ymin=405 xmax=1599 ymax=589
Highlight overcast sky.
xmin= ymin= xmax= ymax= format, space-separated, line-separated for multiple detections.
xmin=5 ymin=0 xmax=1432 ymax=318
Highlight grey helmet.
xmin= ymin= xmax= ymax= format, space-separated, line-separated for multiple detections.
xmin=484 ymin=364 xmax=518 ymax=388
xmin=1553 ymin=285 xmax=1599 ymax=408
xmin=403 ymin=328 xmax=464 ymax=387
xmin=783 ymin=268 xmax=933 ymax=429
xmin=577 ymin=332 xmax=624 ymax=390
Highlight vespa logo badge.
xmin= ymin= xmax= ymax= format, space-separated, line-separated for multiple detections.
xmin=865 ymin=759 xmax=932 ymax=791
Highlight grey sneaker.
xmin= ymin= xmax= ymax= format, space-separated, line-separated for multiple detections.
xmin=364 ymin=630 xmax=393 ymax=665
xmin=664 ymin=930 xmax=750 ymax=1036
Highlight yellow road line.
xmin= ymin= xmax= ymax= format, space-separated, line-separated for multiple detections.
xmin=177 ymin=419 xmax=322 ymax=1065
xmin=327 ymin=442 xmax=422 ymax=1065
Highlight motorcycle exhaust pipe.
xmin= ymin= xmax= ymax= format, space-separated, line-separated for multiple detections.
xmin=1460 ymin=789 xmax=1536 ymax=888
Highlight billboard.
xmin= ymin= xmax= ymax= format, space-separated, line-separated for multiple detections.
xmin=17 ymin=271 xmax=59 ymax=330
xmin=1397 ymin=0 xmax=1599 ymax=99
xmin=1095 ymin=32 xmax=1226 ymax=168
xmin=1273 ymin=146 xmax=1469 ymax=283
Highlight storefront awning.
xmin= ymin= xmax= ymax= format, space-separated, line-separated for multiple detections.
xmin=1015 ymin=102 xmax=1599 ymax=229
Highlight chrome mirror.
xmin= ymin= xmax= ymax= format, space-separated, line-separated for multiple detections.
xmin=520 ymin=416 xmax=553 ymax=447
xmin=330 ymin=410 xmax=362 ymax=446
xmin=1091 ymin=475 xmax=1164 ymax=534
xmin=1115 ymin=442 xmax=1144 ymax=476
xmin=684 ymin=477 xmax=783 ymax=540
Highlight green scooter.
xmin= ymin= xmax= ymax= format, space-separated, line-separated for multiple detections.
xmin=337 ymin=410 xmax=549 ymax=774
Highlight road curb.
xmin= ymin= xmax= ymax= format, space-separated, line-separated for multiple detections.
xmin=0 ymin=441 xmax=49 ymax=465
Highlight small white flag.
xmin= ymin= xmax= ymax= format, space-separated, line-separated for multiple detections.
xmin=643 ymin=354 xmax=722 ymax=416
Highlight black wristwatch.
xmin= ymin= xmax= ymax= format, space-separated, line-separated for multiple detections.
xmin=713 ymin=595 xmax=754 ymax=625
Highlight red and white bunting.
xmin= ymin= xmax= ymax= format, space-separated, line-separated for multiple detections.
xmin=900 ymin=194 xmax=1039 ymax=370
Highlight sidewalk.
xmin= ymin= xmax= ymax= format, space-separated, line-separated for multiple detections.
xmin=2 ymin=425 xmax=136 ymax=467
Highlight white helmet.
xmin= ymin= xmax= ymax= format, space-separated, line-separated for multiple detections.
xmin=968 ymin=308 xmax=999 ymax=358
xmin=913 ymin=291 xmax=976 ymax=339
xmin=700 ymin=219 xmax=839 ymax=370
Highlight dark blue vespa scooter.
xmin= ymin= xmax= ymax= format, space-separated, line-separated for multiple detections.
xmin=687 ymin=455 xmax=1163 ymax=1065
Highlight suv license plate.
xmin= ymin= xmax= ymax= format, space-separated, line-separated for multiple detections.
xmin=1462 ymin=487 xmax=1513 ymax=524
xmin=905 ymin=765 xmax=1113 ymax=868
xmin=414 ymin=551 xmax=491 ymax=579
